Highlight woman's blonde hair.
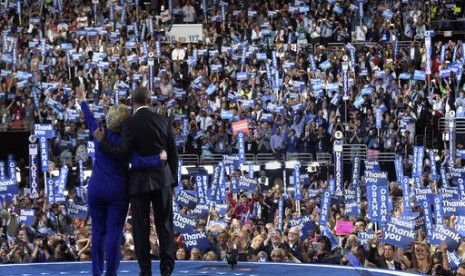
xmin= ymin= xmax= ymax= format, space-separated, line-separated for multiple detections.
xmin=106 ymin=104 xmax=130 ymax=132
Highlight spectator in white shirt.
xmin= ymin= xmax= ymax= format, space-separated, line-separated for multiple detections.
xmin=354 ymin=24 xmax=367 ymax=42
xmin=182 ymin=0 xmax=196 ymax=23
xmin=171 ymin=42 xmax=186 ymax=61
xmin=455 ymin=91 xmax=465 ymax=118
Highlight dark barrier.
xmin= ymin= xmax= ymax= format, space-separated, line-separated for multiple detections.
xmin=0 ymin=131 xmax=29 ymax=163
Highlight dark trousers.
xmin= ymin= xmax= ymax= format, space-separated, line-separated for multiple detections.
xmin=130 ymin=186 xmax=175 ymax=275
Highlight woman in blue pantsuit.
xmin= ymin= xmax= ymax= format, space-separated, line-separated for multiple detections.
xmin=78 ymin=89 xmax=165 ymax=276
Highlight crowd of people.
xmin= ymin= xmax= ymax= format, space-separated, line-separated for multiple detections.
xmin=1 ymin=0 xmax=465 ymax=275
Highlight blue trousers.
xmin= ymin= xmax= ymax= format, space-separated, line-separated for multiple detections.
xmin=89 ymin=198 xmax=128 ymax=276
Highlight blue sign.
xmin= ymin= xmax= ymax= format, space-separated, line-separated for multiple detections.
xmin=351 ymin=156 xmax=360 ymax=187
xmin=237 ymin=132 xmax=245 ymax=164
xmin=333 ymin=148 xmax=343 ymax=197
xmin=34 ymin=124 xmax=54 ymax=138
xmin=429 ymin=224 xmax=461 ymax=252
xmin=294 ymin=164 xmax=302 ymax=200
xmin=176 ymin=190 xmax=198 ymax=210
xmin=17 ymin=209 xmax=35 ymax=225
xmin=236 ymin=72 xmax=248 ymax=81
xmin=29 ymin=144 xmax=39 ymax=198
xmin=288 ymin=215 xmax=314 ymax=240
xmin=381 ymin=222 xmax=416 ymax=249
xmin=67 ymin=202 xmax=89 ymax=220
xmin=319 ymin=189 xmax=331 ymax=227
xmin=174 ymin=212 xmax=197 ymax=232
xmin=182 ymin=230 xmax=209 ymax=252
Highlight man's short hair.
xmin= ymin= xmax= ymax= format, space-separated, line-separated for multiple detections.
xmin=131 ymin=87 xmax=150 ymax=105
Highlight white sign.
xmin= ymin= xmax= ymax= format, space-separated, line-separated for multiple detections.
xmin=165 ymin=24 xmax=204 ymax=43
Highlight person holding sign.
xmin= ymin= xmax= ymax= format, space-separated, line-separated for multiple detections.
xmin=94 ymin=87 xmax=179 ymax=276
xmin=77 ymin=88 xmax=167 ymax=276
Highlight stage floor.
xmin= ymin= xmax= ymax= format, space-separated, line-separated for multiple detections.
xmin=0 ymin=260 xmax=418 ymax=276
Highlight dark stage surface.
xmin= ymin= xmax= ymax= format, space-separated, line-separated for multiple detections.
xmin=0 ymin=260 xmax=419 ymax=276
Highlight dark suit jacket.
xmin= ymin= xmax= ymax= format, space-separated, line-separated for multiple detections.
xmin=99 ymin=107 xmax=179 ymax=196
xmin=367 ymin=245 xmax=402 ymax=270
xmin=72 ymin=76 xmax=89 ymax=91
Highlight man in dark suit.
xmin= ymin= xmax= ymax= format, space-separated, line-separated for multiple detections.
xmin=72 ymin=67 xmax=89 ymax=91
xmin=94 ymin=87 xmax=178 ymax=276
xmin=367 ymin=242 xmax=402 ymax=270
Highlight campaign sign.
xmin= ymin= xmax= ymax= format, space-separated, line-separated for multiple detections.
xmin=335 ymin=221 xmax=354 ymax=236
xmin=433 ymin=195 xmax=444 ymax=225
xmin=358 ymin=231 xmax=375 ymax=250
xmin=237 ymin=132 xmax=245 ymax=164
xmin=190 ymin=203 xmax=210 ymax=218
xmin=173 ymin=212 xmax=197 ymax=232
xmin=421 ymin=200 xmax=434 ymax=238
xmin=182 ymin=230 xmax=210 ymax=252
xmin=294 ymin=164 xmax=302 ymax=200
xmin=414 ymin=187 xmax=433 ymax=204
xmin=390 ymin=217 xmax=415 ymax=229
xmin=429 ymin=150 xmax=439 ymax=181
xmin=413 ymin=70 xmax=426 ymax=81
xmin=333 ymin=149 xmax=343 ymax=197
xmin=87 ymin=141 xmax=95 ymax=164
xmin=236 ymin=72 xmax=248 ymax=81
xmin=344 ymin=200 xmax=360 ymax=217
xmin=381 ymin=223 xmax=416 ymax=249
xmin=238 ymin=176 xmax=258 ymax=192
xmin=448 ymin=251 xmax=462 ymax=270
xmin=214 ymin=203 xmax=228 ymax=217
xmin=17 ymin=209 xmax=35 ymax=225
xmin=319 ymin=189 xmax=332 ymax=227
xmin=34 ymin=124 xmax=54 ymax=138
xmin=442 ymin=199 xmax=465 ymax=216
xmin=0 ymin=178 xmax=18 ymax=197
xmin=67 ymin=201 xmax=89 ymax=220
xmin=218 ymin=163 xmax=227 ymax=201
xmin=38 ymin=137 xmax=49 ymax=172
xmin=7 ymin=155 xmax=17 ymax=182
xmin=0 ymin=161 xmax=4 ymax=180
xmin=194 ymin=174 xmax=206 ymax=204
xmin=378 ymin=185 xmax=390 ymax=226
xmin=28 ymin=145 xmax=39 ymax=198
xmin=74 ymin=186 xmax=88 ymax=204
xmin=394 ymin=155 xmax=404 ymax=181
xmin=429 ymin=224 xmax=461 ymax=252
xmin=366 ymin=183 xmax=388 ymax=223
xmin=209 ymin=165 xmax=221 ymax=200
xmin=455 ymin=216 xmax=465 ymax=237
xmin=288 ymin=215 xmax=314 ymax=240
xmin=364 ymin=160 xmax=381 ymax=173
xmin=344 ymin=190 xmax=356 ymax=201
xmin=440 ymin=187 xmax=459 ymax=200
xmin=351 ymin=156 xmax=361 ymax=186
xmin=54 ymin=166 xmax=68 ymax=203
xmin=176 ymin=190 xmax=198 ymax=210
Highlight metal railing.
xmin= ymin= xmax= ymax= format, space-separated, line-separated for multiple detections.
xmin=439 ymin=117 xmax=465 ymax=133
xmin=430 ymin=19 xmax=465 ymax=34
xmin=377 ymin=152 xmax=397 ymax=162
xmin=285 ymin=153 xmax=313 ymax=164
xmin=316 ymin=152 xmax=332 ymax=165
xmin=342 ymin=144 xmax=367 ymax=163
xmin=255 ymin=153 xmax=276 ymax=165
xmin=180 ymin=154 xmax=200 ymax=166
